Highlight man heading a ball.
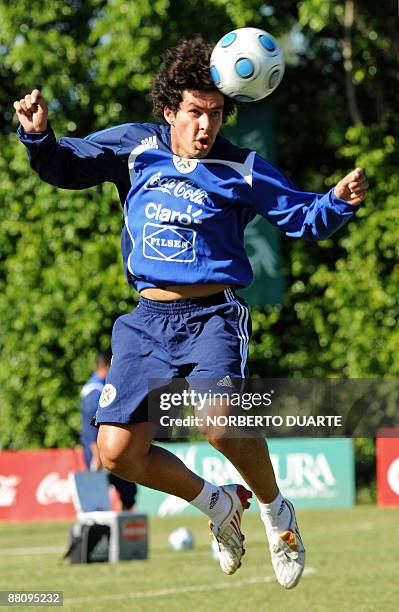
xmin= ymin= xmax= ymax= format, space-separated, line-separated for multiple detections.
xmin=14 ymin=36 xmax=368 ymax=590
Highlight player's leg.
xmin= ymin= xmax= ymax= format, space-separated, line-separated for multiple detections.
xmin=98 ymin=419 xmax=251 ymax=567
xmin=98 ymin=421 xmax=204 ymax=500
xmin=206 ymin=427 xmax=305 ymax=588
xmin=188 ymin=289 xmax=305 ymax=588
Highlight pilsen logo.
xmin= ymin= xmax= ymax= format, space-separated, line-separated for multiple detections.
xmin=143 ymin=172 xmax=208 ymax=205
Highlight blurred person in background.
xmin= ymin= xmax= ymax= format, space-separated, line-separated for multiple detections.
xmin=80 ymin=351 xmax=137 ymax=511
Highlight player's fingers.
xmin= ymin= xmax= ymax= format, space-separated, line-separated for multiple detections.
xmin=350 ymin=191 xmax=367 ymax=204
xmin=18 ymin=99 xmax=30 ymax=114
xmin=345 ymin=167 xmax=364 ymax=185
xmin=31 ymin=89 xmax=42 ymax=105
xmin=350 ymin=188 xmax=368 ymax=198
xmin=24 ymin=94 xmax=37 ymax=112
xmin=348 ymin=179 xmax=369 ymax=191
xmin=352 ymin=167 xmax=364 ymax=179
xmin=350 ymin=187 xmax=368 ymax=198
xmin=354 ymin=177 xmax=369 ymax=189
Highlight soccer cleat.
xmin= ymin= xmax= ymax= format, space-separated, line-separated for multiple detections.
xmin=268 ymin=498 xmax=305 ymax=589
xmin=209 ymin=484 xmax=252 ymax=575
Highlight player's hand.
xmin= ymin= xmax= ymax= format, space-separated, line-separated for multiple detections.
xmin=13 ymin=89 xmax=48 ymax=133
xmin=333 ymin=167 xmax=368 ymax=206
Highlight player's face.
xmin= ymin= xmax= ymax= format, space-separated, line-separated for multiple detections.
xmin=164 ymin=90 xmax=224 ymax=159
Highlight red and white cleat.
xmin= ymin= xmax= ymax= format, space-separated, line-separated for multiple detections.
xmin=209 ymin=484 xmax=252 ymax=575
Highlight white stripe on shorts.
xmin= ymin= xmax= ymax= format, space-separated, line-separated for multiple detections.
xmin=224 ymin=288 xmax=250 ymax=377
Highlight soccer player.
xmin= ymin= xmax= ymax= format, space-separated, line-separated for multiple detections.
xmin=14 ymin=37 xmax=368 ymax=589
xmin=80 ymin=351 xmax=137 ymax=511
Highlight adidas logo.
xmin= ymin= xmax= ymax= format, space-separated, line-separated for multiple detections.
xmin=209 ymin=490 xmax=220 ymax=510
xmin=278 ymin=499 xmax=286 ymax=516
xmin=140 ymin=135 xmax=158 ymax=149
xmin=217 ymin=375 xmax=233 ymax=388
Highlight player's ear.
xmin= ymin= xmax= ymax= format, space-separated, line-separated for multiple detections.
xmin=164 ymin=107 xmax=175 ymax=126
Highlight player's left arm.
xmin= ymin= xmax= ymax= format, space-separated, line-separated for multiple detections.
xmin=248 ymin=156 xmax=368 ymax=240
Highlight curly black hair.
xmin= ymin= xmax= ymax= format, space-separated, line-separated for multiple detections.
xmin=151 ymin=36 xmax=236 ymax=122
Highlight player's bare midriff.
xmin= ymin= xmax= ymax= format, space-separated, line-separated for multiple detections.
xmin=140 ymin=283 xmax=232 ymax=301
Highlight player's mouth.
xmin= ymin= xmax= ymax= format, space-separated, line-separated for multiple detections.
xmin=196 ymin=135 xmax=210 ymax=150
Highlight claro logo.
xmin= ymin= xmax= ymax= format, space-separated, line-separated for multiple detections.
xmin=145 ymin=202 xmax=203 ymax=225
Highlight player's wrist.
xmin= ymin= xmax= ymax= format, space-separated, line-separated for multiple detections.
xmin=22 ymin=124 xmax=48 ymax=134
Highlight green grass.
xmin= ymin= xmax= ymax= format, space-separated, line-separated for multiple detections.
xmin=0 ymin=506 xmax=398 ymax=611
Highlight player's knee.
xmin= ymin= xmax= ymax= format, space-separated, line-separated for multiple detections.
xmin=196 ymin=419 xmax=231 ymax=442
xmin=204 ymin=432 xmax=228 ymax=449
xmin=206 ymin=434 xmax=235 ymax=453
xmin=97 ymin=437 xmax=147 ymax=479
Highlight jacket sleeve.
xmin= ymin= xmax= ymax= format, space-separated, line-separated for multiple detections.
xmin=17 ymin=123 xmax=129 ymax=191
xmin=245 ymin=153 xmax=359 ymax=240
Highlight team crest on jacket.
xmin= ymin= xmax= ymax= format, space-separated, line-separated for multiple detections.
xmin=173 ymin=156 xmax=198 ymax=174
xmin=99 ymin=384 xmax=117 ymax=408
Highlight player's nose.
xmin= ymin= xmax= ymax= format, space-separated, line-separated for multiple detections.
xmin=198 ymin=113 xmax=210 ymax=132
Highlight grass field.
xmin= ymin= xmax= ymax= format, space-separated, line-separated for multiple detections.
xmin=0 ymin=506 xmax=398 ymax=611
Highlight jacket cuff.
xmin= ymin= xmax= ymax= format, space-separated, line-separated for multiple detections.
xmin=17 ymin=124 xmax=54 ymax=145
xmin=328 ymin=187 xmax=360 ymax=214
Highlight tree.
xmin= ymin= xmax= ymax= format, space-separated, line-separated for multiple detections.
xmin=250 ymin=0 xmax=399 ymax=382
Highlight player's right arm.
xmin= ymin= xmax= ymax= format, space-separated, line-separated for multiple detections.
xmin=14 ymin=89 xmax=126 ymax=190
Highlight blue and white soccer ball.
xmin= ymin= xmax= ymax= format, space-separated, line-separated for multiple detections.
xmin=168 ymin=527 xmax=194 ymax=551
xmin=210 ymin=27 xmax=285 ymax=102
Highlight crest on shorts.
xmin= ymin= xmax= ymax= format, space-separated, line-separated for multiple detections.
xmin=173 ymin=156 xmax=198 ymax=174
xmin=99 ymin=384 xmax=117 ymax=408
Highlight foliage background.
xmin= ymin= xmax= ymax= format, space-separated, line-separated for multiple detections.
xmin=0 ymin=0 xmax=397 ymax=501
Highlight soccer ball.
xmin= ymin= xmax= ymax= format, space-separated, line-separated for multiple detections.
xmin=210 ymin=27 xmax=285 ymax=102
xmin=168 ymin=527 xmax=194 ymax=551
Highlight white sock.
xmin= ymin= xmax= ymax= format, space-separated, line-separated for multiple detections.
xmin=258 ymin=491 xmax=291 ymax=535
xmin=190 ymin=481 xmax=231 ymax=526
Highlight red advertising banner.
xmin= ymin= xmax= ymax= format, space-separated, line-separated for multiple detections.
xmin=376 ymin=430 xmax=399 ymax=507
xmin=0 ymin=448 xmax=86 ymax=521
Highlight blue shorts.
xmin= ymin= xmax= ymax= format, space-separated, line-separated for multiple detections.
xmin=95 ymin=289 xmax=251 ymax=425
